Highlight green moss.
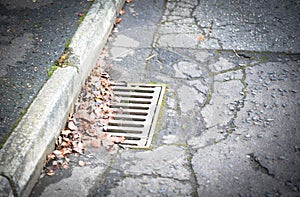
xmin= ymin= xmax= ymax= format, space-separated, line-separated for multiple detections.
xmin=78 ymin=13 xmax=87 ymax=26
xmin=0 ymin=107 xmax=29 ymax=149
xmin=204 ymin=82 xmax=214 ymax=106
xmin=46 ymin=65 xmax=58 ymax=77
xmin=65 ymin=38 xmax=71 ymax=49
xmin=258 ymin=56 xmax=268 ymax=64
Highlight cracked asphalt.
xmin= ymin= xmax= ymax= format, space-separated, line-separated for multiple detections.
xmin=32 ymin=0 xmax=300 ymax=196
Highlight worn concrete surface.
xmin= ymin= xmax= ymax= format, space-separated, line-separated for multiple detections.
xmin=0 ymin=0 xmax=124 ymax=196
xmin=31 ymin=0 xmax=299 ymax=196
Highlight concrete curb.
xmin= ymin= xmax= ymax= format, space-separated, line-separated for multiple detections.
xmin=0 ymin=0 xmax=125 ymax=196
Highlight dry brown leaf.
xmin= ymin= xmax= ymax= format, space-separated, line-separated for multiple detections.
xmin=46 ymin=169 xmax=54 ymax=176
xmin=119 ymin=9 xmax=125 ymax=15
xmin=78 ymin=141 xmax=84 ymax=150
xmin=109 ymin=136 xmax=125 ymax=143
xmin=103 ymin=104 xmax=110 ymax=113
xmin=53 ymin=150 xmax=62 ymax=156
xmin=61 ymin=148 xmax=72 ymax=156
xmin=61 ymin=161 xmax=69 ymax=169
xmin=60 ymin=141 xmax=69 ymax=147
xmin=61 ymin=130 xmax=72 ymax=136
xmin=115 ymin=17 xmax=122 ymax=24
xmin=56 ymin=136 xmax=62 ymax=146
xmin=68 ymin=121 xmax=78 ymax=131
xmin=196 ymin=34 xmax=205 ymax=42
xmin=78 ymin=160 xmax=86 ymax=167
xmin=52 ymin=161 xmax=58 ymax=166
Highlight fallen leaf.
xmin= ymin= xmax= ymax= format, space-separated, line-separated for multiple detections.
xmin=78 ymin=160 xmax=86 ymax=167
xmin=78 ymin=141 xmax=84 ymax=150
xmin=60 ymin=141 xmax=69 ymax=147
xmin=196 ymin=34 xmax=205 ymax=42
xmin=115 ymin=17 xmax=122 ymax=24
xmin=56 ymin=136 xmax=62 ymax=146
xmin=119 ymin=9 xmax=125 ymax=15
xmin=46 ymin=169 xmax=54 ymax=176
xmin=109 ymin=136 xmax=125 ymax=143
xmin=53 ymin=150 xmax=62 ymax=156
xmin=126 ymin=0 xmax=132 ymax=3
xmin=68 ymin=121 xmax=78 ymax=131
xmin=61 ymin=161 xmax=69 ymax=169
xmin=61 ymin=148 xmax=72 ymax=156
xmin=52 ymin=161 xmax=58 ymax=166
xmin=61 ymin=130 xmax=71 ymax=136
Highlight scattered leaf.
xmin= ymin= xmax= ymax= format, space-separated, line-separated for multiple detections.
xmin=109 ymin=136 xmax=125 ymax=143
xmin=53 ymin=150 xmax=62 ymax=156
xmin=119 ymin=9 xmax=125 ymax=15
xmin=61 ymin=130 xmax=72 ymax=136
xmin=115 ymin=17 xmax=122 ymax=24
xmin=68 ymin=121 xmax=78 ymax=131
xmin=196 ymin=34 xmax=205 ymax=42
xmin=46 ymin=169 xmax=54 ymax=176
xmin=78 ymin=160 xmax=86 ymax=167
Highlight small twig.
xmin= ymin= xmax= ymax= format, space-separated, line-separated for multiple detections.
xmin=233 ymin=49 xmax=240 ymax=57
xmin=145 ymin=54 xmax=156 ymax=61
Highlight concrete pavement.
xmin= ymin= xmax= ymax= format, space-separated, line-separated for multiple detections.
xmin=27 ymin=0 xmax=300 ymax=196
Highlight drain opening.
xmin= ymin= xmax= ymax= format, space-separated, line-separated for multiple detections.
xmin=105 ymin=83 xmax=165 ymax=148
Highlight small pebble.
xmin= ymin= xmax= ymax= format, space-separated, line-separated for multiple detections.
xmin=245 ymin=134 xmax=251 ymax=138
xmin=257 ymin=133 xmax=263 ymax=138
xmin=278 ymin=156 xmax=286 ymax=160
xmin=252 ymin=116 xmax=258 ymax=121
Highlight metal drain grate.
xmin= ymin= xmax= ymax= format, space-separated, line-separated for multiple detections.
xmin=106 ymin=82 xmax=166 ymax=148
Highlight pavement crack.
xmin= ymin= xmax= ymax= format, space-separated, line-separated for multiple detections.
xmin=249 ymin=153 xmax=275 ymax=178
xmin=187 ymin=148 xmax=200 ymax=196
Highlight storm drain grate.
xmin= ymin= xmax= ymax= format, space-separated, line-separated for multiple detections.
xmin=106 ymin=82 xmax=166 ymax=148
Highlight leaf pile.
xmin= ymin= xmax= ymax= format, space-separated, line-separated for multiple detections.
xmin=44 ymin=67 xmax=125 ymax=176
xmin=75 ymin=69 xmax=125 ymax=148
xmin=43 ymin=116 xmax=84 ymax=176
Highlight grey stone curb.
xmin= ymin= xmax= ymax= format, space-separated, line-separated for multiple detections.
xmin=0 ymin=0 xmax=125 ymax=196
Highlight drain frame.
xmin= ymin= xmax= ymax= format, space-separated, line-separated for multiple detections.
xmin=106 ymin=82 xmax=166 ymax=148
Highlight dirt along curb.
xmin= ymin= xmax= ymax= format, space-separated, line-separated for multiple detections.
xmin=0 ymin=0 xmax=125 ymax=196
